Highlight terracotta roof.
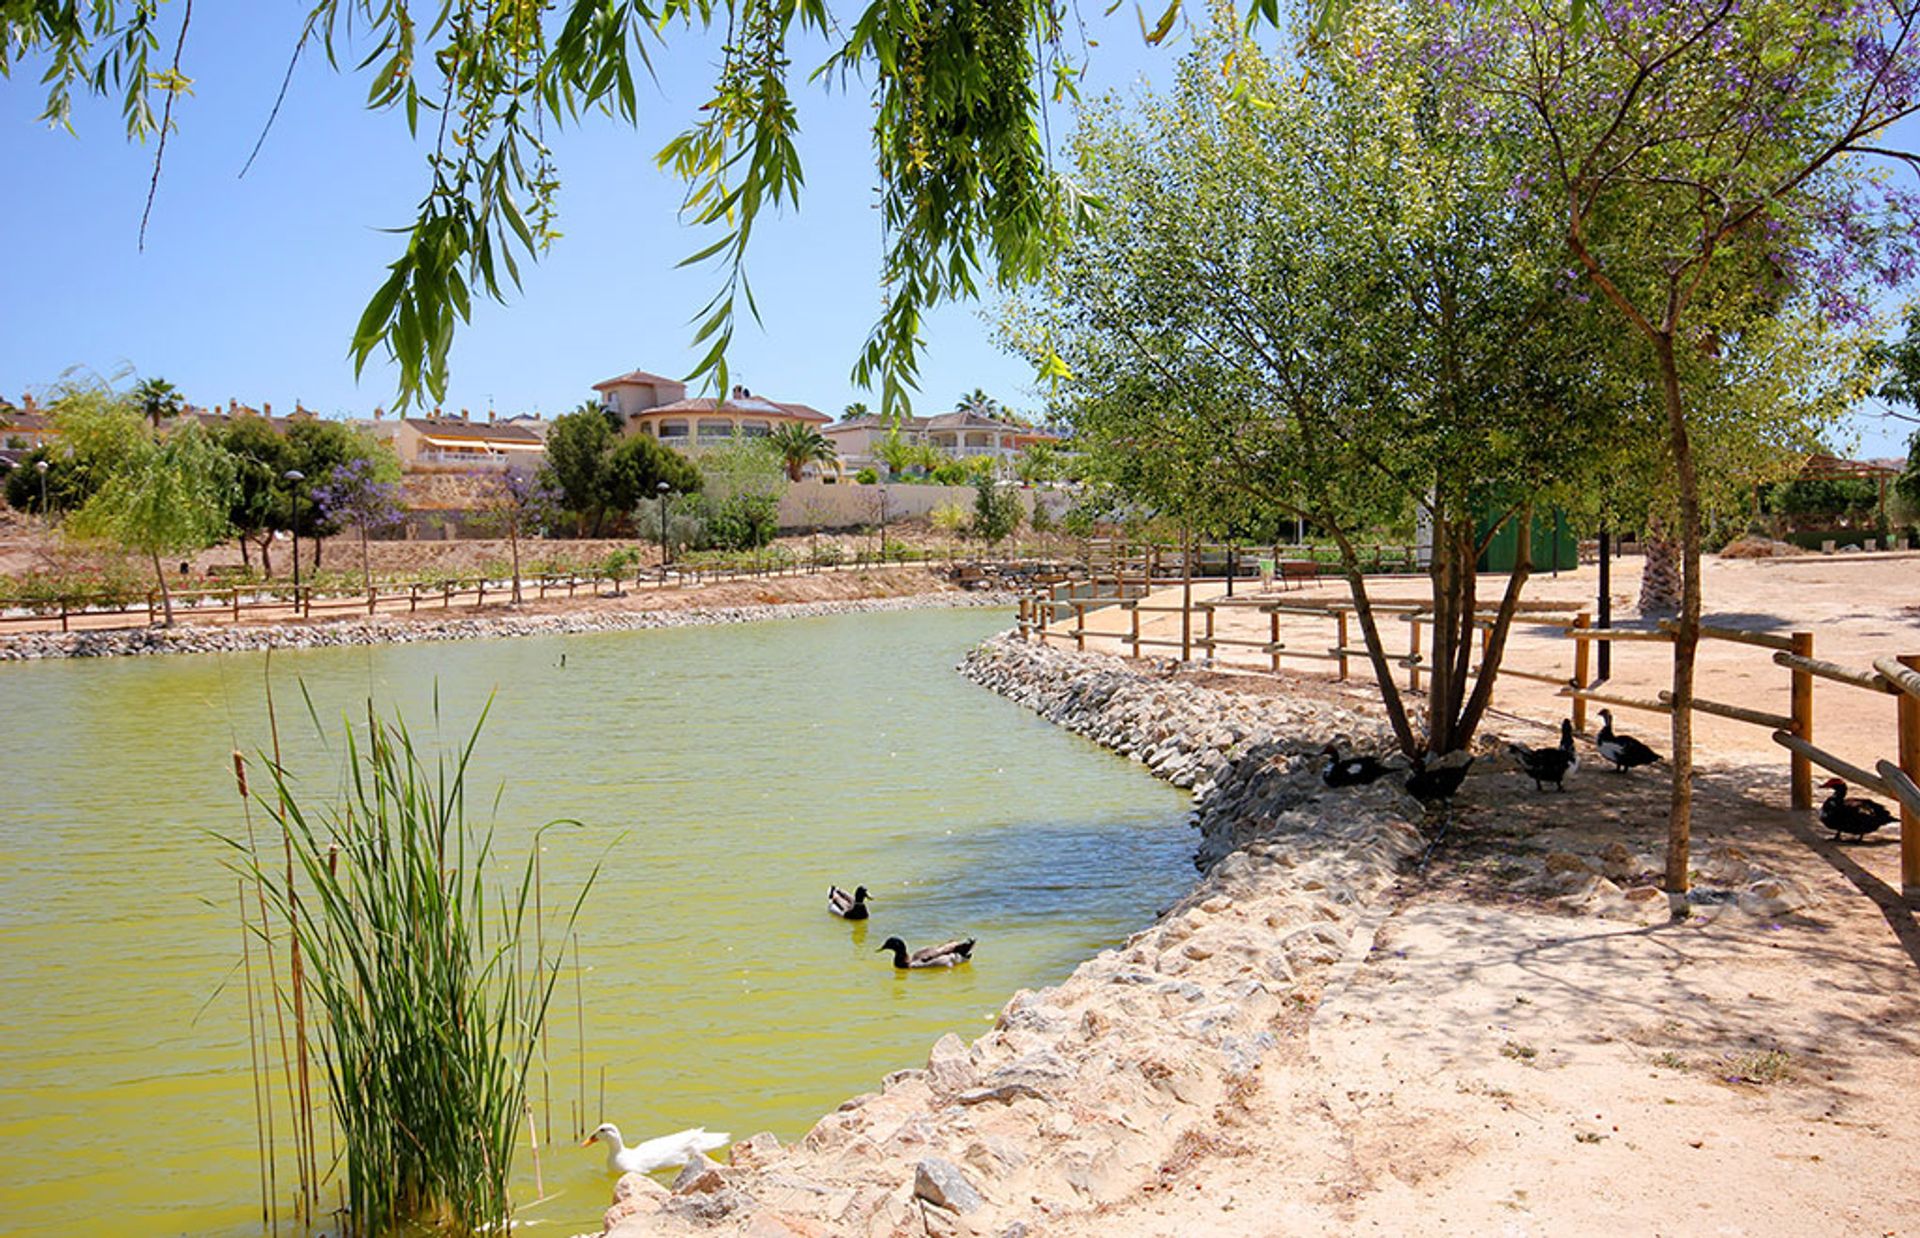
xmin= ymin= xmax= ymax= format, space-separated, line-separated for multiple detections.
xmin=1799 ymin=453 xmax=1900 ymax=480
xmin=592 ymin=368 xmax=685 ymax=391
xmin=0 ymin=411 xmax=57 ymax=433
xmin=401 ymin=417 xmax=545 ymax=446
xmin=637 ymin=396 xmax=830 ymax=424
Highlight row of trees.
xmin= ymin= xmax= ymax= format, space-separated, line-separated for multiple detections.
xmin=1 ymin=379 xmax=404 ymax=623
xmin=1016 ymin=0 xmax=1912 ymax=894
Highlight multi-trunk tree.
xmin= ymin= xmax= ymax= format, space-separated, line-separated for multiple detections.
xmin=1017 ymin=10 xmax=1630 ymax=758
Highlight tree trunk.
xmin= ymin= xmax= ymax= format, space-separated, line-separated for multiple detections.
xmin=239 ymin=535 xmax=252 ymax=573
xmin=312 ymin=535 xmax=324 ymax=570
xmin=1637 ymin=524 xmax=1682 ymax=617
xmin=1654 ymin=334 xmax=1702 ymax=904
xmin=258 ymin=533 xmax=274 ymax=579
xmin=1328 ymin=524 xmax=1419 ymax=756
xmin=509 ymin=523 xmax=522 ymax=606
xmin=150 ymin=548 xmax=174 ymax=626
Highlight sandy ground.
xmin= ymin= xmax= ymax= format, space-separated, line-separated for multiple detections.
xmin=1030 ymin=749 xmax=1920 ymax=1237
xmin=1015 ymin=556 xmax=1920 ymax=1237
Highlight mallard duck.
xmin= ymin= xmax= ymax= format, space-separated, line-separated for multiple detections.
xmin=1510 ymin=719 xmax=1578 ymax=791
xmin=581 ymin=1123 xmax=729 ymax=1174
xmin=1406 ymin=753 xmax=1473 ymax=806
xmin=828 ymin=884 xmax=871 ymax=920
xmin=878 ymin=936 xmax=975 ymax=969
xmin=1321 ymin=742 xmax=1394 ymax=788
xmin=1819 ymin=778 xmax=1895 ymax=842
xmin=1596 ymin=709 xmax=1661 ymax=773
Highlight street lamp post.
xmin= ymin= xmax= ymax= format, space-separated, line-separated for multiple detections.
xmin=656 ymin=481 xmax=672 ymax=581
xmin=283 ymin=470 xmax=305 ymax=616
xmin=34 ymin=459 xmax=49 ymax=518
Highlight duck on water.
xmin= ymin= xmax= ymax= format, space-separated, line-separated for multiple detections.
xmin=878 ymin=937 xmax=976 ymax=969
xmin=582 ymin=1123 xmax=730 ymax=1174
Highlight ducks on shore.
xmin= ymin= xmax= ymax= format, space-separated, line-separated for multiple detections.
xmin=583 ymin=1123 xmax=730 ymax=1174
xmin=1819 ymin=777 xmax=1896 ymax=842
xmin=1596 ymin=709 xmax=1662 ymax=773
xmin=878 ymin=936 xmax=976 ymax=969
xmin=827 ymin=884 xmax=871 ymax=920
xmin=1511 ymin=719 xmax=1578 ymax=792
xmin=1320 ymin=742 xmax=1395 ymax=788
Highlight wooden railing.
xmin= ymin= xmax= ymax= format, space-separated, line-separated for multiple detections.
xmin=1022 ymin=575 xmax=1920 ymax=897
xmin=0 ymin=547 xmax=1065 ymax=636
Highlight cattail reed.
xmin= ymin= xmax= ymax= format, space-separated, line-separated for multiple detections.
xmin=229 ymin=700 xmax=595 ymax=1235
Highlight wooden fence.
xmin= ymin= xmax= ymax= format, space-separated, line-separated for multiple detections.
xmin=0 ymin=547 xmax=1070 ymax=636
xmin=1020 ymin=573 xmax=1920 ymax=898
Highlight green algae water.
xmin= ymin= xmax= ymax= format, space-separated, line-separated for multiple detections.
xmin=0 ymin=608 xmax=1192 ymax=1236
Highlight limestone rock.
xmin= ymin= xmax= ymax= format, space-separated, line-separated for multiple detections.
xmin=914 ymin=1157 xmax=985 ymax=1214
xmin=672 ymin=1152 xmax=727 ymax=1195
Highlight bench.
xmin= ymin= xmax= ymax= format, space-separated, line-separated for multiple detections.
xmin=1278 ymin=560 xmax=1320 ymax=590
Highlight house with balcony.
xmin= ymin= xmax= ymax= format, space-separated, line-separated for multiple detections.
xmin=389 ymin=412 xmax=546 ymax=472
xmin=592 ymin=368 xmax=829 ymax=451
xmin=824 ymin=409 xmax=1065 ymax=477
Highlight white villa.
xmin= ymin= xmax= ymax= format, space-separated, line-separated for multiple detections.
xmin=824 ymin=409 xmax=1066 ymax=477
xmin=592 ymin=368 xmax=829 ymax=449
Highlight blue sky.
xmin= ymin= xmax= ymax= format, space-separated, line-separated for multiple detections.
xmin=0 ymin=10 xmax=1169 ymax=426
xmin=1 ymin=9 xmax=1913 ymax=458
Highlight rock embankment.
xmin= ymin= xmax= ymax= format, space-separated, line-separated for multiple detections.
xmin=0 ymin=592 xmax=1013 ymax=662
xmin=605 ymin=635 xmax=1426 ymax=1237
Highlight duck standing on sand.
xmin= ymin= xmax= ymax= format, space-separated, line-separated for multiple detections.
xmin=1819 ymin=778 xmax=1896 ymax=842
xmin=1511 ymin=720 xmax=1578 ymax=792
xmin=878 ymin=936 xmax=975 ymax=969
xmin=828 ymin=884 xmax=871 ymax=920
xmin=1406 ymin=753 xmax=1473 ymax=807
xmin=1596 ymin=709 xmax=1661 ymax=773
xmin=1321 ymin=742 xmax=1394 ymax=788
xmin=582 ymin=1123 xmax=730 ymax=1174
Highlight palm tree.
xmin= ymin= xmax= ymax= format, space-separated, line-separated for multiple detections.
xmin=768 ymin=422 xmax=838 ymax=482
xmin=954 ymin=388 xmax=1003 ymax=420
xmin=133 ymin=376 xmax=183 ymax=430
xmin=843 ymin=401 xmax=872 ymax=420
xmin=874 ymin=428 xmax=919 ymax=480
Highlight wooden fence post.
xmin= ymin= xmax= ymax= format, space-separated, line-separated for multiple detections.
xmin=1901 ymin=654 xmax=1920 ymax=898
xmin=1130 ymin=602 xmax=1141 ymax=659
xmin=1336 ymin=611 xmax=1350 ymax=681
xmin=409 ymin=583 xmax=419 ymax=615
xmin=1571 ymin=612 xmax=1591 ymax=733
xmin=1073 ymin=600 xmax=1087 ymax=652
xmin=1789 ymin=631 xmax=1815 ymax=810
xmin=1202 ymin=603 xmax=1215 ymax=661
xmin=232 ymin=588 xmax=242 ymax=623
xmin=1408 ymin=617 xmax=1423 ymax=693
xmin=476 ymin=579 xmax=485 ymax=609
xmin=60 ymin=598 xmax=70 ymax=633
xmin=1269 ymin=607 xmax=1282 ymax=674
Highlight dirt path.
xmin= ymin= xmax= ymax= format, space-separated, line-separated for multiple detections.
xmin=1046 ymin=760 xmax=1920 ymax=1237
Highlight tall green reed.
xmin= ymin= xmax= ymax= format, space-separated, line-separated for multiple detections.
xmin=230 ymin=700 xmax=594 ymax=1235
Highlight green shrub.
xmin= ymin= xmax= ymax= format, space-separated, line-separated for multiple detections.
xmin=854 ymin=467 xmax=879 ymax=484
xmin=930 ymin=502 xmax=971 ymax=535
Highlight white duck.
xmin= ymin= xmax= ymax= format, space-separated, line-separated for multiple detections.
xmin=581 ymin=1122 xmax=730 ymax=1174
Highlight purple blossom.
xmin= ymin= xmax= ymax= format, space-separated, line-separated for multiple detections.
xmin=313 ymin=457 xmax=404 ymax=533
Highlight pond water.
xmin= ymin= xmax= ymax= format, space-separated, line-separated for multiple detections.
xmin=0 ymin=608 xmax=1193 ymax=1236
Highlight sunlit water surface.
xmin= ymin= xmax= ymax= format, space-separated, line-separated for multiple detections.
xmin=0 ymin=608 xmax=1192 ymax=1235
